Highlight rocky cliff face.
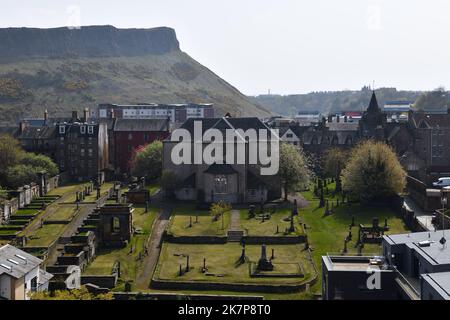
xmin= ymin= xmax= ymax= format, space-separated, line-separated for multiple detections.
xmin=0 ymin=25 xmax=180 ymax=60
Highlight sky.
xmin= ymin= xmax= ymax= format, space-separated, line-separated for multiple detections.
xmin=1 ymin=0 xmax=449 ymax=95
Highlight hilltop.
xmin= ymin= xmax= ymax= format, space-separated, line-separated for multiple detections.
xmin=0 ymin=26 xmax=270 ymax=122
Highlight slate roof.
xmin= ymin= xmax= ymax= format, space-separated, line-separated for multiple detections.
xmin=410 ymin=113 xmax=450 ymax=129
xmin=17 ymin=126 xmax=56 ymax=140
xmin=422 ymin=272 xmax=450 ymax=299
xmin=114 ymin=118 xmax=169 ymax=132
xmin=326 ymin=122 xmax=359 ymax=131
xmin=179 ymin=117 xmax=272 ymax=136
xmin=367 ymin=91 xmax=381 ymax=113
xmin=204 ymin=164 xmax=238 ymax=175
xmin=0 ymin=244 xmax=43 ymax=279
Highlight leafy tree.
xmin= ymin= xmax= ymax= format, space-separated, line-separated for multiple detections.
xmin=413 ymin=87 xmax=448 ymax=112
xmin=0 ymin=134 xmax=25 ymax=182
xmin=21 ymin=153 xmax=59 ymax=177
xmin=341 ymin=141 xmax=406 ymax=204
xmin=130 ymin=141 xmax=163 ymax=180
xmin=210 ymin=201 xmax=232 ymax=221
xmin=5 ymin=164 xmax=39 ymax=189
xmin=279 ymin=143 xmax=311 ymax=201
xmin=324 ymin=148 xmax=348 ymax=192
xmin=160 ymin=170 xmax=180 ymax=198
xmin=30 ymin=286 xmax=113 ymax=300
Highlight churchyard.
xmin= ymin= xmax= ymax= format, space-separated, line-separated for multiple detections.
xmin=83 ymin=206 xmax=158 ymax=291
xmin=154 ymin=243 xmax=315 ymax=285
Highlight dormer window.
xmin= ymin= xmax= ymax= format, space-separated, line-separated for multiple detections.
xmin=88 ymin=126 xmax=94 ymax=134
xmin=59 ymin=126 xmax=65 ymax=134
xmin=80 ymin=126 xmax=86 ymax=134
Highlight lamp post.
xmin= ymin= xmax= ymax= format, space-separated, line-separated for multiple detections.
xmin=440 ymin=196 xmax=447 ymax=246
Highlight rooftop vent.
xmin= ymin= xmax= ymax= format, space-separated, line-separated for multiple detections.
xmin=15 ymin=254 xmax=27 ymax=263
xmin=419 ymin=240 xmax=432 ymax=247
xmin=7 ymin=259 xmax=19 ymax=265
xmin=0 ymin=263 xmax=12 ymax=271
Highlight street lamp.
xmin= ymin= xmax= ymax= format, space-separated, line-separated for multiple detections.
xmin=440 ymin=196 xmax=447 ymax=246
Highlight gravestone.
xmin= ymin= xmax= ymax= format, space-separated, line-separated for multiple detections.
xmin=257 ymin=244 xmax=274 ymax=271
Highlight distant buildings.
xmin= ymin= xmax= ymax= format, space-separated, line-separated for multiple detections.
xmin=0 ymin=244 xmax=53 ymax=300
xmin=96 ymin=103 xmax=214 ymax=124
xmin=271 ymin=91 xmax=450 ymax=185
xmin=113 ymin=118 xmax=170 ymax=175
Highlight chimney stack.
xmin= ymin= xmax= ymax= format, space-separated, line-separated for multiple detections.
xmin=72 ymin=111 xmax=78 ymax=123
xmin=327 ymin=115 xmax=333 ymax=123
xmin=110 ymin=109 xmax=115 ymax=119
xmin=337 ymin=115 xmax=340 ymax=123
xmin=344 ymin=116 xmax=348 ymax=123
xmin=20 ymin=121 xmax=28 ymax=134
xmin=84 ymin=108 xmax=90 ymax=123
xmin=44 ymin=109 xmax=48 ymax=122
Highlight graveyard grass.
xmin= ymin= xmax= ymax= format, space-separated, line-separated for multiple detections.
xmin=23 ymin=224 xmax=67 ymax=247
xmin=84 ymin=206 xmax=158 ymax=290
xmin=240 ymin=209 xmax=305 ymax=237
xmin=44 ymin=205 xmax=77 ymax=222
xmin=299 ymin=182 xmax=410 ymax=294
xmin=168 ymin=207 xmax=231 ymax=236
xmin=154 ymin=243 xmax=316 ymax=285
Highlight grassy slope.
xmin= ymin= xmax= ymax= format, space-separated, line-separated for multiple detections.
xmin=0 ymin=52 xmax=270 ymax=123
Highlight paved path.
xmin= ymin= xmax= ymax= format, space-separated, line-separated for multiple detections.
xmin=404 ymin=196 xmax=435 ymax=231
xmin=230 ymin=210 xmax=241 ymax=231
xmin=135 ymin=204 xmax=172 ymax=290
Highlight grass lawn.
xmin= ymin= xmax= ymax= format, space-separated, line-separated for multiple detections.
xmin=147 ymin=182 xmax=160 ymax=196
xmin=45 ymin=205 xmax=77 ymax=222
xmin=47 ymin=183 xmax=87 ymax=197
xmin=155 ymin=243 xmax=315 ymax=285
xmin=299 ymin=183 xmax=410 ymax=294
xmin=168 ymin=207 xmax=231 ymax=236
xmin=14 ymin=209 xmax=40 ymax=216
xmin=23 ymin=224 xmax=67 ymax=247
xmin=240 ymin=209 xmax=305 ymax=237
xmin=82 ymin=183 xmax=114 ymax=203
xmin=84 ymin=207 xmax=158 ymax=285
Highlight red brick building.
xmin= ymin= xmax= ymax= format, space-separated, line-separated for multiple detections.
xmin=113 ymin=118 xmax=170 ymax=175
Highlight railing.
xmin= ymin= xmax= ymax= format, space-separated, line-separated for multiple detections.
xmin=393 ymin=267 xmax=420 ymax=299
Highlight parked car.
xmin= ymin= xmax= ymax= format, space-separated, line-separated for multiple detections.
xmin=432 ymin=177 xmax=450 ymax=188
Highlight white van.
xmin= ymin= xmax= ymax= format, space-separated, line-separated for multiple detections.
xmin=433 ymin=177 xmax=450 ymax=188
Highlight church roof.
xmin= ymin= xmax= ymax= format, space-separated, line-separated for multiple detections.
xmin=367 ymin=91 xmax=381 ymax=113
xmin=204 ymin=164 xmax=238 ymax=175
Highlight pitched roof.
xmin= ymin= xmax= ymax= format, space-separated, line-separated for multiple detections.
xmin=367 ymin=91 xmax=381 ymax=113
xmin=0 ymin=244 xmax=43 ymax=279
xmin=204 ymin=163 xmax=238 ymax=175
xmin=17 ymin=125 xmax=56 ymax=140
xmin=410 ymin=113 xmax=450 ymax=129
xmin=114 ymin=118 xmax=169 ymax=132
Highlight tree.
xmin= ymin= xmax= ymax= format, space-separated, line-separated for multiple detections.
xmin=279 ymin=143 xmax=311 ymax=201
xmin=341 ymin=141 xmax=406 ymax=204
xmin=5 ymin=164 xmax=39 ymax=189
xmin=21 ymin=153 xmax=59 ymax=177
xmin=160 ymin=170 xmax=180 ymax=198
xmin=324 ymin=148 xmax=348 ymax=192
xmin=30 ymin=286 xmax=113 ymax=300
xmin=210 ymin=201 xmax=232 ymax=221
xmin=130 ymin=141 xmax=163 ymax=180
xmin=413 ymin=87 xmax=448 ymax=112
xmin=0 ymin=134 xmax=25 ymax=183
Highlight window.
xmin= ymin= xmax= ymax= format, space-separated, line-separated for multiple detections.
xmin=30 ymin=277 xmax=37 ymax=292
xmin=87 ymin=126 xmax=94 ymax=134
xmin=80 ymin=126 xmax=86 ymax=134
xmin=286 ymin=133 xmax=293 ymax=138
xmin=59 ymin=126 xmax=65 ymax=134
xmin=144 ymin=133 xmax=149 ymax=141
xmin=80 ymin=148 xmax=85 ymax=157
xmin=128 ymin=133 xmax=133 ymax=140
xmin=88 ymin=148 xmax=93 ymax=157
xmin=214 ymin=175 xmax=228 ymax=194
xmin=112 ymin=217 xmax=120 ymax=233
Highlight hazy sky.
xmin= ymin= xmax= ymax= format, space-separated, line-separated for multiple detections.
xmin=1 ymin=0 xmax=449 ymax=95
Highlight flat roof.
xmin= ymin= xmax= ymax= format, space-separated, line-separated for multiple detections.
xmin=384 ymin=230 xmax=450 ymax=266
xmin=322 ymin=255 xmax=387 ymax=272
xmin=422 ymin=272 xmax=450 ymax=299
